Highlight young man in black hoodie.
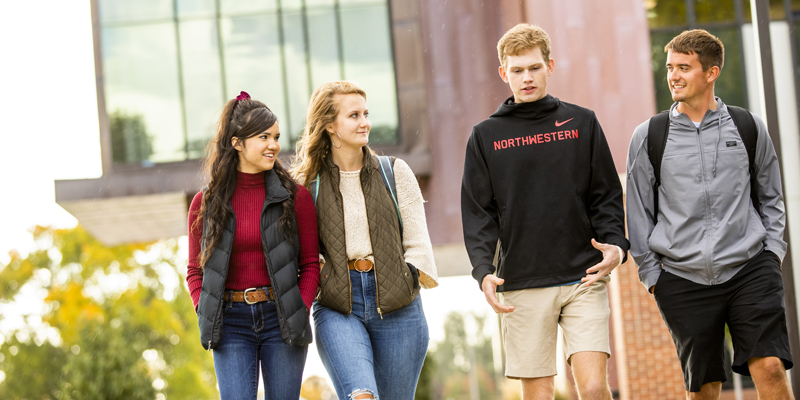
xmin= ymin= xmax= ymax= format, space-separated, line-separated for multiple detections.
xmin=461 ymin=24 xmax=629 ymax=400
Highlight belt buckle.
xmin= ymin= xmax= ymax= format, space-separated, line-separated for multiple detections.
xmin=355 ymin=258 xmax=373 ymax=272
xmin=243 ymin=287 xmax=258 ymax=305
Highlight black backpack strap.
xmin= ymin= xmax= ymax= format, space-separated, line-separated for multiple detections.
xmin=647 ymin=111 xmax=671 ymax=223
xmin=726 ymin=105 xmax=760 ymax=216
xmin=376 ymin=155 xmax=403 ymax=238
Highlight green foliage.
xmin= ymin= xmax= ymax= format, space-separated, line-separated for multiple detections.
xmin=0 ymin=334 xmax=67 ymax=399
xmin=414 ymin=351 xmax=435 ymax=400
xmin=59 ymin=323 xmax=155 ymax=400
xmin=0 ymin=225 xmax=217 ymax=399
xmin=429 ymin=311 xmax=499 ymax=399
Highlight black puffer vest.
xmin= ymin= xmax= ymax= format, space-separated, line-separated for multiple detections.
xmin=197 ymin=169 xmax=312 ymax=349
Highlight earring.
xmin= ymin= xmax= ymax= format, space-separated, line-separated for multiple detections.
xmin=331 ymin=131 xmax=342 ymax=149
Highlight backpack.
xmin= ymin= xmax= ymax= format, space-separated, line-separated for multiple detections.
xmin=309 ymin=155 xmax=403 ymax=238
xmin=647 ymin=105 xmax=759 ymax=223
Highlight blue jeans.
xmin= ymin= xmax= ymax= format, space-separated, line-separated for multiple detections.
xmin=212 ymin=294 xmax=308 ymax=400
xmin=313 ymin=270 xmax=429 ymax=400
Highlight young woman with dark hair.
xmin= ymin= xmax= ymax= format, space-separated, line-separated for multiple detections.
xmin=186 ymin=91 xmax=319 ymax=399
xmin=293 ymin=81 xmax=439 ymax=400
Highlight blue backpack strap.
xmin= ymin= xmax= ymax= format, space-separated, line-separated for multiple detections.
xmin=309 ymin=174 xmax=320 ymax=206
xmin=376 ymin=155 xmax=403 ymax=237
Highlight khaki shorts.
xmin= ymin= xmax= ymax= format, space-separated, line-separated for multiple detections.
xmin=498 ymin=275 xmax=610 ymax=379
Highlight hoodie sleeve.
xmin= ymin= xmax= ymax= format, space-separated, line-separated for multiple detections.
xmin=461 ymin=126 xmax=499 ymax=290
xmin=752 ymin=114 xmax=788 ymax=262
xmin=625 ymin=120 xmax=663 ymax=292
xmin=586 ymin=113 xmax=630 ymax=259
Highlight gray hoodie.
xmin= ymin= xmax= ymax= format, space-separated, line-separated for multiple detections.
xmin=626 ymin=98 xmax=787 ymax=291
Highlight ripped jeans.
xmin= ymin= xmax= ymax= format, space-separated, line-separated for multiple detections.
xmin=313 ymin=270 xmax=429 ymax=399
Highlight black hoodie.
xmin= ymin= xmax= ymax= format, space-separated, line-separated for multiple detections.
xmin=461 ymin=95 xmax=629 ymax=292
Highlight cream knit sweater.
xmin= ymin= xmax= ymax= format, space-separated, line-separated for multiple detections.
xmin=335 ymin=159 xmax=438 ymax=289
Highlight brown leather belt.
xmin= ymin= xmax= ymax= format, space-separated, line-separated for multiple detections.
xmin=223 ymin=287 xmax=274 ymax=304
xmin=348 ymin=259 xmax=374 ymax=272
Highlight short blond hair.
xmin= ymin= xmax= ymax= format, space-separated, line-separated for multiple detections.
xmin=497 ymin=23 xmax=551 ymax=68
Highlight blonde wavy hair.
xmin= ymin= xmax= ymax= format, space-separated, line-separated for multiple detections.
xmin=292 ymin=81 xmax=368 ymax=187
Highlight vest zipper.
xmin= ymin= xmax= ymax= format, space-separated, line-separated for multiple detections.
xmin=373 ymin=263 xmax=384 ymax=319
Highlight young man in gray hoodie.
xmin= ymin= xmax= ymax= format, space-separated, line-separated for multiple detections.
xmin=626 ymin=29 xmax=792 ymax=399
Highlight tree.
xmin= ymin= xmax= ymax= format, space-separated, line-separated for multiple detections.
xmin=0 ymin=225 xmax=217 ymax=399
xmin=429 ymin=311 xmax=498 ymax=400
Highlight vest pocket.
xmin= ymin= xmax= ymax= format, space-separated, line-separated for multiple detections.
xmin=406 ymin=262 xmax=420 ymax=293
xmin=318 ymin=263 xmax=330 ymax=301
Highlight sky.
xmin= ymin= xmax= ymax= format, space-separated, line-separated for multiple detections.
xmin=0 ymin=1 xmax=102 ymax=263
xmin=0 ymin=0 xmax=496 ymax=389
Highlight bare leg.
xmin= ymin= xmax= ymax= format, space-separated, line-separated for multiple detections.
xmin=686 ymin=382 xmax=721 ymax=400
xmin=748 ymin=356 xmax=794 ymax=400
xmin=569 ymin=351 xmax=611 ymax=400
xmin=520 ymin=376 xmax=555 ymax=400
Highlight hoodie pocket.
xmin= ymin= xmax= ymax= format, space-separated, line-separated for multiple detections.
xmin=574 ymin=197 xmax=594 ymax=241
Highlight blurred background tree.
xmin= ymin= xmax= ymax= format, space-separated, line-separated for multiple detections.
xmin=0 ymin=225 xmax=217 ymax=399
xmin=428 ymin=311 xmax=499 ymax=400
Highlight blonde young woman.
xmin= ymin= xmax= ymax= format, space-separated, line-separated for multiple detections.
xmin=293 ymin=81 xmax=438 ymax=400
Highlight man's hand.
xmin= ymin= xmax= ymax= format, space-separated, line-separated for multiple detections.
xmin=582 ymin=239 xmax=622 ymax=287
xmin=481 ymin=275 xmax=515 ymax=314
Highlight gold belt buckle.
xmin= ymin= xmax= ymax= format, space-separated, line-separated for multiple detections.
xmin=354 ymin=258 xmax=373 ymax=272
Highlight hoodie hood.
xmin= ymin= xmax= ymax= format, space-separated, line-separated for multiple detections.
xmin=491 ymin=94 xmax=560 ymax=119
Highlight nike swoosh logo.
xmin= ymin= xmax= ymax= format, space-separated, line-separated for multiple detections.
xmin=555 ymin=118 xmax=574 ymax=127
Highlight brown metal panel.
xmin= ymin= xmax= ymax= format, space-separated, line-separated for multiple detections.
xmin=90 ymin=0 xmax=112 ymax=174
xmin=523 ymin=0 xmax=657 ymax=173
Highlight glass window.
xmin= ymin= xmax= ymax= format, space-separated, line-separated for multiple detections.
xmin=646 ymin=0 xmax=688 ymax=28
xmin=650 ymin=30 xmax=683 ymax=113
xmin=307 ymin=2 xmax=342 ymax=89
xmin=742 ymin=0 xmax=788 ymax=22
xmin=695 ymin=0 xmax=736 ymax=23
xmin=99 ymin=0 xmax=173 ymax=24
xmin=177 ymin=0 xmax=216 ymax=18
xmin=220 ymin=0 xmax=276 ymax=16
xmin=221 ymin=15 xmax=290 ymax=146
xmin=281 ymin=10 xmax=312 ymax=143
xmin=102 ymin=23 xmax=185 ymax=164
xmin=708 ymin=28 xmax=747 ymax=107
xmin=179 ymin=19 xmax=225 ymax=158
xmin=340 ymin=2 xmax=398 ymax=144
xmin=99 ymin=0 xmax=399 ymax=165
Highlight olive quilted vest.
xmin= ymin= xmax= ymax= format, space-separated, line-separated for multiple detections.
xmin=315 ymin=155 xmax=419 ymax=315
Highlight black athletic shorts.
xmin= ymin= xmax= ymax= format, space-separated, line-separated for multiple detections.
xmin=653 ymin=250 xmax=793 ymax=392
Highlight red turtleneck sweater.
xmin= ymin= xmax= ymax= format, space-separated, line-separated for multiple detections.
xmin=185 ymin=171 xmax=320 ymax=310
